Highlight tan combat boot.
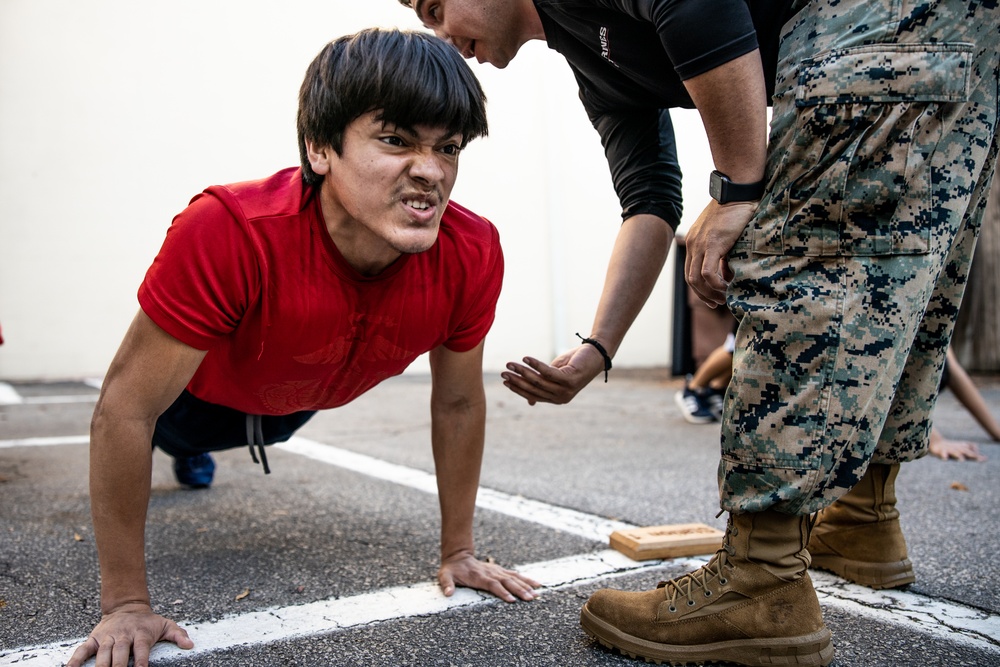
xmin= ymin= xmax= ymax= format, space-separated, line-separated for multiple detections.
xmin=807 ymin=463 xmax=915 ymax=589
xmin=581 ymin=510 xmax=833 ymax=666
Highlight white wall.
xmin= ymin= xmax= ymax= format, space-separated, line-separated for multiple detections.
xmin=0 ymin=1 xmax=714 ymax=380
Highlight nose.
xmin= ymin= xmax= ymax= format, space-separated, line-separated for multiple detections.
xmin=431 ymin=27 xmax=456 ymax=47
xmin=409 ymin=150 xmax=446 ymax=185
xmin=438 ymin=33 xmax=473 ymax=59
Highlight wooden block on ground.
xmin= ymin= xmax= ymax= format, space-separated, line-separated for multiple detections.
xmin=610 ymin=523 xmax=725 ymax=561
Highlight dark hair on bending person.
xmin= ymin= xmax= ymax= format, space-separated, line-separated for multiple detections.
xmin=297 ymin=28 xmax=488 ymax=186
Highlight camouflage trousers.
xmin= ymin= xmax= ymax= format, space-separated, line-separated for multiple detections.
xmin=722 ymin=0 xmax=1000 ymax=515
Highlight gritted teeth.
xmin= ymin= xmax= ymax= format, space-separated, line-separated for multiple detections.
xmin=404 ymin=199 xmax=432 ymax=210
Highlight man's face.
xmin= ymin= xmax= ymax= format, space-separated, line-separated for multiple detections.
xmin=309 ymin=113 xmax=463 ymax=272
xmin=412 ymin=0 xmax=530 ymax=69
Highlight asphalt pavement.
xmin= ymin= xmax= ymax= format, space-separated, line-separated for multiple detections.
xmin=1 ymin=370 xmax=998 ymax=666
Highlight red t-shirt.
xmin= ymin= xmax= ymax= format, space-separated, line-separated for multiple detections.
xmin=138 ymin=168 xmax=503 ymax=415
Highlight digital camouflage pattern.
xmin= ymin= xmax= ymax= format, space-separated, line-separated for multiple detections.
xmin=722 ymin=0 xmax=1000 ymax=515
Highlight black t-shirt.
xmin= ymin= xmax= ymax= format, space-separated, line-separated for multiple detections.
xmin=534 ymin=0 xmax=795 ymax=227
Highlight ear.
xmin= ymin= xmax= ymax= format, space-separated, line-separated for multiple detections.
xmin=305 ymin=139 xmax=333 ymax=176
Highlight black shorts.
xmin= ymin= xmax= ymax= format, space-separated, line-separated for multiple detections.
xmin=152 ymin=390 xmax=316 ymax=458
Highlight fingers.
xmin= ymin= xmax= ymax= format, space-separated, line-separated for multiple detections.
xmin=931 ymin=439 xmax=987 ymax=462
xmin=75 ymin=633 xmax=154 ymax=667
xmin=112 ymin=638 xmax=135 ymax=667
xmin=488 ymin=579 xmax=525 ymax=603
xmin=486 ymin=579 xmax=517 ymax=603
xmin=504 ymin=358 xmax=553 ymax=383
xmin=94 ymin=635 xmax=113 ymax=667
xmin=501 ymin=352 xmax=600 ymax=406
xmin=954 ymin=442 xmax=986 ymax=462
xmin=67 ymin=637 xmax=98 ymax=667
xmin=522 ymin=356 xmax=568 ymax=381
xmin=721 ymin=257 xmax=735 ymax=283
xmin=502 ymin=361 xmax=548 ymax=391
xmin=67 ymin=612 xmax=194 ymax=667
xmin=501 ymin=359 xmax=561 ymax=405
xmin=501 ymin=375 xmax=547 ymax=405
xmin=484 ymin=570 xmax=539 ymax=603
xmin=686 ymin=250 xmax=728 ymax=308
xmin=438 ymin=569 xmax=456 ymax=597
xmin=683 ymin=200 xmax=754 ymax=307
xmin=440 ymin=558 xmax=541 ymax=603
xmin=164 ymin=622 xmax=194 ymax=650
xmin=496 ymin=568 xmax=541 ymax=602
xmin=507 ymin=571 xmax=543 ymax=600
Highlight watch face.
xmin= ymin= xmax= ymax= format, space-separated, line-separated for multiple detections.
xmin=709 ymin=170 xmax=764 ymax=204
xmin=709 ymin=171 xmax=725 ymax=202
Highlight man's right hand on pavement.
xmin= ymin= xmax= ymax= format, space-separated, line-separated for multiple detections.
xmin=66 ymin=602 xmax=194 ymax=667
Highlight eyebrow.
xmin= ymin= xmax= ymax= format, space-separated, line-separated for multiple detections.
xmin=393 ymin=125 xmax=463 ymax=145
xmin=413 ymin=0 xmax=428 ymax=22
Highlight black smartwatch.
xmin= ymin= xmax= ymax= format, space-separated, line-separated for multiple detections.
xmin=709 ymin=170 xmax=765 ymax=204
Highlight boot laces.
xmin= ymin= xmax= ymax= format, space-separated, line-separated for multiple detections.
xmin=657 ymin=541 xmax=736 ymax=612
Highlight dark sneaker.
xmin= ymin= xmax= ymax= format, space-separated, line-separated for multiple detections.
xmin=674 ymin=383 xmax=717 ymax=424
xmin=706 ymin=386 xmax=725 ymax=419
xmin=173 ymin=453 xmax=216 ymax=488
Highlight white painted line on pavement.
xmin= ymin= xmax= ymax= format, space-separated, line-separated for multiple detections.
xmin=0 ymin=434 xmax=90 ymax=448
xmin=2 ymin=436 xmax=998 ymax=665
xmin=4 ymin=551 xmax=998 ymax=667
xmin=21 ymin=395 xmax=98 ymax=405
xmin=812 ymin=571 xmax=1000 ymax=651
xmin=0 ymin=549 xmax=672 ymax=667
xmin=277 ymin=436 xmax=635 ymax=542
xmin=0 ymin=382 xmax=101 ymax=406
xmin=0 ymin=382 xmax=23 ymax=405
xmin=273 ymin=438 xmax=1000 ymax=655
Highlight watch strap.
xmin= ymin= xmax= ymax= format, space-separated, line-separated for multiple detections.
xmin=710 ymin=170 xmax=765 ymax=204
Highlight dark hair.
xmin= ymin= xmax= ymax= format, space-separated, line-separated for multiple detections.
xmin=297 ymin=28 xmax=488 ymax=186
xmin=397 ymin=0 xmax=415 ymax=7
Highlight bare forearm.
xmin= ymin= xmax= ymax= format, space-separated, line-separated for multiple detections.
xmin=589 ymin=214 xmax=674 ymax=357
xmin=680 ymin=53 xmax=768 ymax=309
xmin=684 ymin=50 xmax=768 ymax=184
xmin=428 ymin=344 xmax=538 ymax=601
xmin=90 ymin=404 xmax=156 ymax=612
xmin=431 ymin=397 xmax=486 ymax=560
xmin=946 ymin=361 xmax=1000 ymax=440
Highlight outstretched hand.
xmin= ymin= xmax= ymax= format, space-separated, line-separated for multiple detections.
xmin=438 ymin=551 xmax=541 ymax=603
xmin=500 ymin=344 xmax=606 ymax=406
xmin=66 ymin=603 xmax=194 ymax=667
xmin=929 ymin=432 xmax=987 ymax=462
